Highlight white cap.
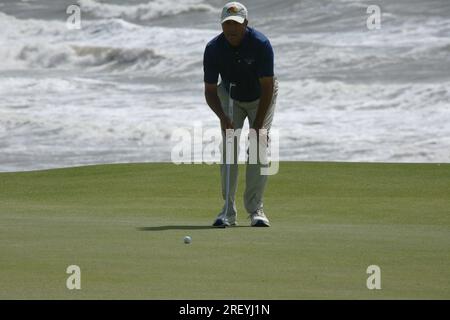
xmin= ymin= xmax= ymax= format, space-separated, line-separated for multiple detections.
xmin=221 ymin=2 xmax=248 ymax=24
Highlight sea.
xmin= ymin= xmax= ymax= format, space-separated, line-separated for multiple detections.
xmin=1 ymin=0 xmax=449 ymax=172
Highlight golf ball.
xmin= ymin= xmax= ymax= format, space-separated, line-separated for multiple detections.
xmin=184 ymin=236 xmax=192 ymax=244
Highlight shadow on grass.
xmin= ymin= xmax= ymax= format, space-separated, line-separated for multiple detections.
xmin=137 ymin=225 xmax=250 ymax=231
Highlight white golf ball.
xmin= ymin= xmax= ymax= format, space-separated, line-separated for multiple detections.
xmin=184 ymin=236 xmax=192 ymax=244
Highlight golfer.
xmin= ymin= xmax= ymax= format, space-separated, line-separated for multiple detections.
xmin=203 ymin=2 xmax=278 ymax=227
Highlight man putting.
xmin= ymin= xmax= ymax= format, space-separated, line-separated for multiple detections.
xmin=203 ymin=2 xmax=278 ymax=227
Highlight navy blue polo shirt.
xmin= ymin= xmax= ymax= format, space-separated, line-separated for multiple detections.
xmin=203 ymin=27 xmax=274 ymax=102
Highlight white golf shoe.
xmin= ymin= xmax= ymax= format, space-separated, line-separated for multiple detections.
xmin=212 ymin=212 xmax=237 ymax=227
xmin=249 ymin=209 xmax=270 ymax=227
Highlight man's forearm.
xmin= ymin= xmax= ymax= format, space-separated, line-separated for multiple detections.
xmin=205 ymin=90 xmax=227 ymax=120
xmin=254 ymin=82 xmax=274 ymax=129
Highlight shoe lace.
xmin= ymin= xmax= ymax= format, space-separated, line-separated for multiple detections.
xmin=248 ymin=209 xmax=265 ymax=219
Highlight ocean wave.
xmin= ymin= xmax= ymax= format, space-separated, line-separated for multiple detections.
xmin=0 ymin=10 xmax=213 ymax=75
xmin=77 ymin=0 xmax=217 ymax=22
xmin=13 ymin=43 xmax=164 ymax=71
xmin=72 ymin=45 xmax=164 ymax=70
xmin=278 ymin=78 xmax=450 ymax=114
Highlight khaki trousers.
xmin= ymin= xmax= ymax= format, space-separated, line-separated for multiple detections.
xmin=217 ymin=78 xmax=278 ymax=215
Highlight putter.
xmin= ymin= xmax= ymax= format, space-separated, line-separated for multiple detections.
xmin=224 ymin=83 xmax=236 ymax=226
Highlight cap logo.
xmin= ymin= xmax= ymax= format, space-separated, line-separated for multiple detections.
xmin=227 ymin=6 xmax=240 ymax=14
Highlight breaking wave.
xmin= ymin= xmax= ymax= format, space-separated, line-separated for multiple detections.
xmin=77 ymin=0 xmax=217 ymax=22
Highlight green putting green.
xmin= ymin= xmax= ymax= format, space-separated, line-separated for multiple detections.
xmin=0 ymin=162 xmax=449 ymax=299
